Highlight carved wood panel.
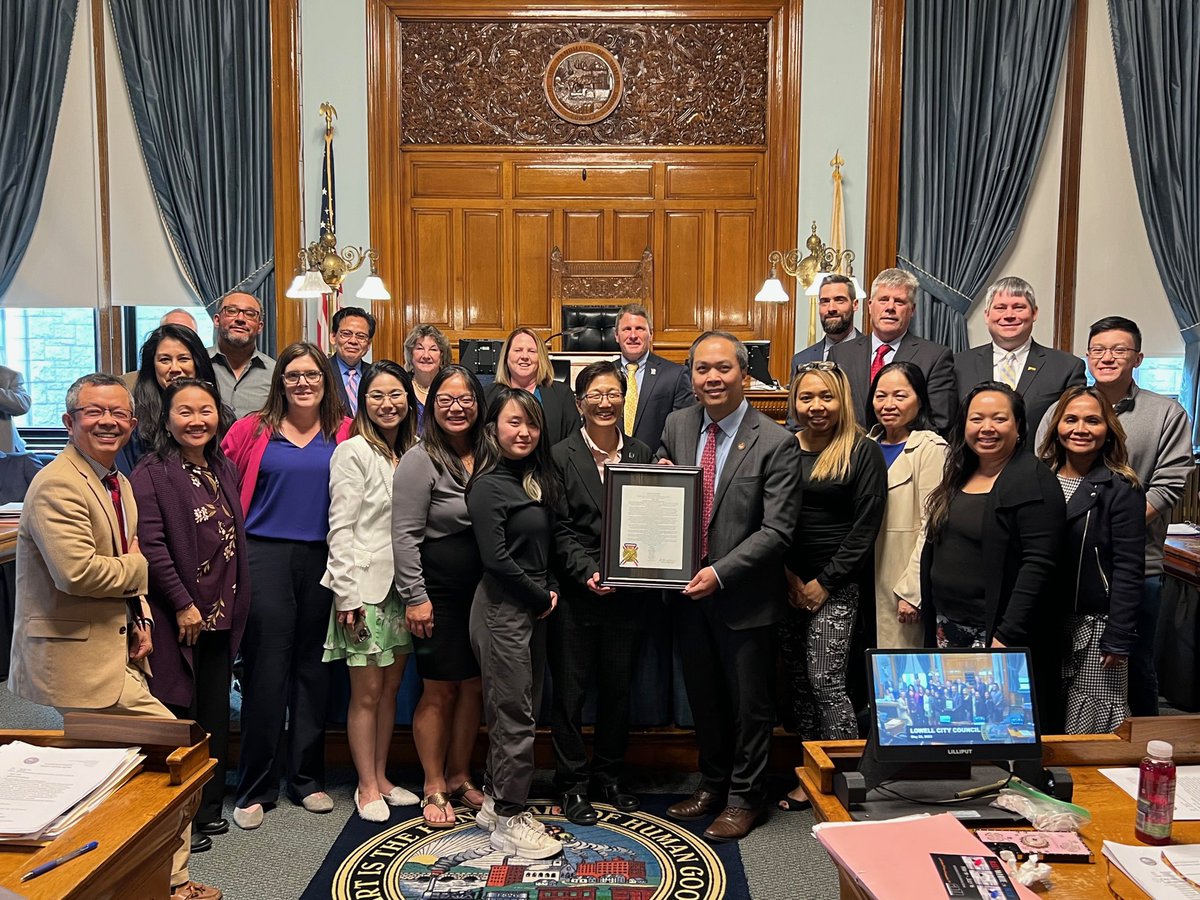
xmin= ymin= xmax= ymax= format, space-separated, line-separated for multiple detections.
xmin=399 ymin=21 xmax=769 ymax=147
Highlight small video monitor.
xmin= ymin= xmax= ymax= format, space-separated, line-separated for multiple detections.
xmin=744 ymin=339 xmax=775 ymax=386
xmin=866 ymin=648 xmax=1042 ymax=763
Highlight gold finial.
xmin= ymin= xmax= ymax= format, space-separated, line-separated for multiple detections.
xmin=319 ymin=102 xmax=338 ymax=135
xmin=830 ymin=149 xmax=844 ymax=170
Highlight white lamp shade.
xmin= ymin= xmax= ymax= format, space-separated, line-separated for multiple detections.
xmin=284 ymin=274 xmax=307 ymax=299
xmin=754 ymin=277 xmax=789 ymax=304
xmin=355 ymin=274 xmax=391 ymax=301
xmin=807 ymin=271 xmax=866 ymax=300
xmin=292 ymin=269 xmax=330 ymax=298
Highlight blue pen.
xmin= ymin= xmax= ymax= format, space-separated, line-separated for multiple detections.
xmin=20 ymin=841 xmax=99 ymax=882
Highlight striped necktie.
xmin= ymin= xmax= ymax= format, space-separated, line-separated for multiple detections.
xmin=998 ymin=352 xmax=1018 ymax=389
xmin=345 ymin=367 xmax=359 ymax=414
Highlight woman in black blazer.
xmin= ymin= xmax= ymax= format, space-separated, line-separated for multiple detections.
xmin=485 ymin=327 xmax=579 ymax=446
xmin=547 ymin=361 xmax=654 ymax=827
xmin=1038 ymin=385 xmax=1145 ymax=734
xmin=920 ymin=381 xmax=1067 ymax=730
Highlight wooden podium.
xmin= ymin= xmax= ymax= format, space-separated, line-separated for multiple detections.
xmin=0 ymin=714 xmax=214 ymax=900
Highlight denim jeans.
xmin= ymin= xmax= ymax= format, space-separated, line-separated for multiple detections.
xmin=1128 ymin=575 xmax=1163 ymax=717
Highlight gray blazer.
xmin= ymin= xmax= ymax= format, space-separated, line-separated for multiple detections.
xmin=0 ymin=366 xmax=31 ymax=453
xmin=627 ymin=352 xmax=694 ymax=451
xmin=656 ymin=403 xmax=802 ymax=630
xmin=953 ymin=341 xmax=1086 ymax=441
xmin=830 ymin=331 xmax=957 ymax=434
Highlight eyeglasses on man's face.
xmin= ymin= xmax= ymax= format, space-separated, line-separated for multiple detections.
xmin=282 ymin=370 xmax=324 ymax=386
xmin=336 ymin=329 xmax=370 ymax=343
xmin=583 ymin=390 xmax=624 ymax=404
xmin=70 ymin=405 xmax=133 ymax=423
xmin=433 ymin=394 xmax=476 ymax=410
xmin=218 ymin=305 xmax=262 ymax=321
xmin=366 ymin=390 xmax=406 ymax=404
xmin=1086 ymin=346 xmax=1135 ymax=360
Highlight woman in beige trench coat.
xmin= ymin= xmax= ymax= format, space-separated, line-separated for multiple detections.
xmin=866 ymin=361 xmax=948 ymax=648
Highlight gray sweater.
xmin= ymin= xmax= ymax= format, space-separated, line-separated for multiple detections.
xmin=1038 ymin=382 xmax=1192 ymax=575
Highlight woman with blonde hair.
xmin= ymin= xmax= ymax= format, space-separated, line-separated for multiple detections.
xmin=485 ymin=327 xmax=579 ymax=446
xmin=780 ymin=362 xmax=885 ymax=808
xmin=1038 ymin=385 xmax=1145 ymax=733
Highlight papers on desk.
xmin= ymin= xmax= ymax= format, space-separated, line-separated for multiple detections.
xmin=1099 ymin=766 xmax=1200 ymax=820
xmin=1167 ymin=522 xmax=1200 ymax=535
xmin=0 ymin=502 xmax=21 ymax=521
xmin=0 ymin=741 xmax=144 ymax=842
xmin=1103 ymin=841 xmax=1200 ymax=898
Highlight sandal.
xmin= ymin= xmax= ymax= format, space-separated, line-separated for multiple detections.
xmin=421 ymin=791 xmax=456 ymax=829
xmin=448 ymin=779 xmax=484 ymax=812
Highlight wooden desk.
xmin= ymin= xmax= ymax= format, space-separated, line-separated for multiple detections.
xmin=0 ymin=521 xmax=16 ymax=566
xmin=798 ymin=718 xmax=1200 ymax=900
xmin=1164 ymin=535 xmax=1200 ymax=586
xmin=0 ymin=726 xmax=213 ymax=900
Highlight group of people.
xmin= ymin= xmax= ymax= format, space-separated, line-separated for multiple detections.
xmin=7 ymin=270 xmax=1193 ymax=893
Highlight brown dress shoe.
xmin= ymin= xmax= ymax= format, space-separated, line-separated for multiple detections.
xmin=666 ymin=789 xmax=724 ymax=822
xmin=702 ymin=806 xmax=764 ymax=842
xmin=170 ymin=881 xmax=222 ymax=900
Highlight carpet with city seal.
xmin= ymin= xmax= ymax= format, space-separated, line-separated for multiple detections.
xmin=301 ymin=795 xmax=749 ymax=900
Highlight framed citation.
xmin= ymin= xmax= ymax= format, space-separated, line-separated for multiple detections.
xmin=600 ymin=463 xmax=703 ymax=589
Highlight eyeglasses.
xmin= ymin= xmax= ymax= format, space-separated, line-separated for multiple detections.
xmin=218 ymin=305 xmax=262 ymax=321
xmin=583 ymin=390 xmax=624 ymax=404
xmin=336 ymin=329 xmax=370 ymax=343
xmin=70 ymin=405 xmax=133 ymax=423
xmin=1086 ymin=346 xmax=1136 ymax=359
xmin=433 ymin=394 xmax=476 ymax=410
xmin=366 ymin=390 xmax=406 ymax=403
xmin=282 ymin=370 xmax=324 ymax=385
xmin=797 ymin=360 xmax=840 ymax=373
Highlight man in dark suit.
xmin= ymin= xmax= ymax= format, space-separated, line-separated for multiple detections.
xmin=786 ymin=274 xmax=861 ymax=429
xmin=657 ymin=331 xmax=802 ymax=842
xmin=830 ymin=268 xmax=957 ymax=433
xmin=328 ymin=306 xmax=376 ymax=417
xmin=953 ymin=276 xmax=1085 ymax=441
xmin=616 ymin=302 xmax=694 ymax=449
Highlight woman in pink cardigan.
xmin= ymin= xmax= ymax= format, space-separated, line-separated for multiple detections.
xmin=221 ymin=342 xmax=351 ymax=831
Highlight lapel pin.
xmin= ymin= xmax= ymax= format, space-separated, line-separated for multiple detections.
xmin=737 ymin=441 xmax=746 ymax=450
xmin=650 ymin=368 xmax=657 ymax=375
xmin=1026 ymin=365 xmax=1037 ymax=371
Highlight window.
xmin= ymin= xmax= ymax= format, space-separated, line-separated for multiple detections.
xmin=1 ymin=307 xmax=99 ymax=428
xmin=1136 ymin=356 xmax=1184 ymax=400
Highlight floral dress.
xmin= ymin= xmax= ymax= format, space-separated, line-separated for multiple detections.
xmin=184 ymin=460 xmax=237 ymax=631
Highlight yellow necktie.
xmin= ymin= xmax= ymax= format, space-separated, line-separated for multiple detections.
xmin=624 ymin=362 xmax=639 ymax=434
xmin=999 ymin=352 xmax=1018 ymax=389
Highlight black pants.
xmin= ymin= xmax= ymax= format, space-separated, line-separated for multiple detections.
xmin=674 ymin=595 xmax=775 ymax=809
xmin=547 ymin=589 xmax=645 ymax=792
xmin=168 ymin=629 xmax=231 ymax=825
xmin=236 ymin=537 xmax=332 ymax=807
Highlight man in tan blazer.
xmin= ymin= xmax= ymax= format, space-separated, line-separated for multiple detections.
xmin=8 ymin=373 xmax=221 ymax=900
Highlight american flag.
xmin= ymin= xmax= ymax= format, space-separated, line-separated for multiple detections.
xmin=316 ymin=120 xmax=339 ymax=349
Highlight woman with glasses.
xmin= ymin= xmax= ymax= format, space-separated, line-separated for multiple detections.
xmin=403 ymin=324 xmax=451 ymax=431
xmin=118 ymin=324 xmax=228 ymax=475
xmin=547 ymin=361 xmax=654 ymax=826
xmin=780 ymin=362 xmax=885 ymax=760
xmin=221 ymin=342 xmax=352 ymax=830
xmin=130 ymin=378 xmax=250 ymax=851
xmin=392 ymin=365 xmax=488 ymax=828
xmin=321 ymin=361 xmax=421 ymax=821
xmin=1038 ymin=386 xmax=1145 ymax=733
xmin=485 ymin=327 xmax=579 ymax=447
xmin=865 ymin=361 xmax=948 ymax=649
xmin=922 ymin=382 xmax=1067 ymax=729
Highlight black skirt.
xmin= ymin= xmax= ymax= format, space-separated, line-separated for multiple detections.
xmin=413 ymin=527 xmax=484 ymax=681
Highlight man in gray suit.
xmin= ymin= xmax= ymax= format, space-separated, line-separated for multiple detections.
xmin=617 ymin=302 xmax=694 ymax=449
xmin=786 ymin=273 xmax=861 ymax=429
xmin=830 ymin=268 xmax=957 ymax=433
xmin=953 ymin=276 xmax=1085 ymax=442
xmin=0 ymin=365 xmax=30 ymax=453
xmin=657 ymin=331 xmax=802 ymax=842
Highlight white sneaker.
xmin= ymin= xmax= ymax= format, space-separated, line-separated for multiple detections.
xmin=490 ymin=812 xmax=563 ymax=859
xmin=475 ymin=795 xmax=498 ymax=832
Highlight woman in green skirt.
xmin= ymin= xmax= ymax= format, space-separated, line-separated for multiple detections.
xmin=322 ymin=360 xmax=421 ymax=821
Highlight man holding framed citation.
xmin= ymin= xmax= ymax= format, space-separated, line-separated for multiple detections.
xmin=654 ymin=331 xmax=802 ymax=841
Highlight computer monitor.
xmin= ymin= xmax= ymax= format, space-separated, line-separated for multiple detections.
xmin=866 ymin=648 xmax=1042 ymax=764
xmin=744 ymin=340 xmax=775 ymax=386
xmin=458 ymin=339 xmax=503 ymax=377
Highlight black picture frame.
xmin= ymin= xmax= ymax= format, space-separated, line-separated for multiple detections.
xmin=600 ymin=463 xmax=703 ymax=589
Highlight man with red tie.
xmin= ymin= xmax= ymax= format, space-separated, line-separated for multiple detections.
xmin=655 ymin=332 xmax=802 ymax=842
xmin=8 ymin=373 xmax=221 ymax=900
xmin=829 ymin=268 xmax=957 ymax=434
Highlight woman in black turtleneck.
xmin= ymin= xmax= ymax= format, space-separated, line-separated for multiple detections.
xmin=465 ymin=386 xmax=568 ymax=861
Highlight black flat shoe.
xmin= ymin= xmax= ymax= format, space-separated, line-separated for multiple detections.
xmin=777 ymin=796 xmax=811 ymax=812
xmin=196 ymin=818 xmax=229 ymax=835
xmin=591 ymin=782 xmax=639 ymax=813
xmin=561 ymin=792 xmax=599 ymax=826
xmin=190 ymin=832 xmax=212 ymax=853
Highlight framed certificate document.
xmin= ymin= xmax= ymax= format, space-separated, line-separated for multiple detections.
xmin=600 ymin=463 xmax=703 ymax=589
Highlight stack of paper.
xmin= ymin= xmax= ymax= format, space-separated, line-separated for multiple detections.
xmin=1103 ymin=842 xmax=1200 ymax=898
xmin=0 ymin=741 xmax=144 ymax=843
xmin=0 ymin=501 xmax=21 ymax=522
xmin=1099 ymin=766 xmax=1200 ymax=821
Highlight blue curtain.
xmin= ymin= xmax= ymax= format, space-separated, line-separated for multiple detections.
xmin=107 ymin=0 xmax=274 ymax=315
xmin=897 ymin=0 xmax=1074 ymax=351
xmin=0 ymin=0 xmax=78 ymax=301
xmin=1109 ymin=0 xmax=1200 ymax=448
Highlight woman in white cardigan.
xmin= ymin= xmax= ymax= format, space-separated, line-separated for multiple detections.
xmin=866 ymin=361 xmax=948 ymax=649
xmin=322 ymin=360 xmax=421 ymax=820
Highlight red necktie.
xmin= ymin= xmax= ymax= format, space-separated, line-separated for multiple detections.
xmin=101 ymin=472 xmax=128 ymax=554
xmin=700 ymin=422 xmax=720 ymax=559
xmin=871 ymin=342 xmax=891 ymax=384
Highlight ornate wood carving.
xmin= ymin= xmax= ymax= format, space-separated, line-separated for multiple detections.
xmin=399 ymin=21 xmax=769 ymax=146
xmin=551 ymin=247 xmax=652 ymax=302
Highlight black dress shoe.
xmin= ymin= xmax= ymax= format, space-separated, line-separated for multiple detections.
xmin=190 ymin=831 xmax=213 ymax=853
xmin=590 ymin=782 xmax=640 ymax=813
xmin=196 ymin=819 xmax=229 ymax=835
xmin=560 ymin=792 xmax=599 ymax=826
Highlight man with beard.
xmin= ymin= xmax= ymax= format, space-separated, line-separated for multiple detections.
xmin=207 ymin=292 xmax=275 ymax=419
xmin=786 ymin=274 xmax=860 ymax=429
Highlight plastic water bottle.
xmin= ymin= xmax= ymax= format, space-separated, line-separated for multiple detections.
xmin=1134 ymin=740 xmax=1175 ymax=845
